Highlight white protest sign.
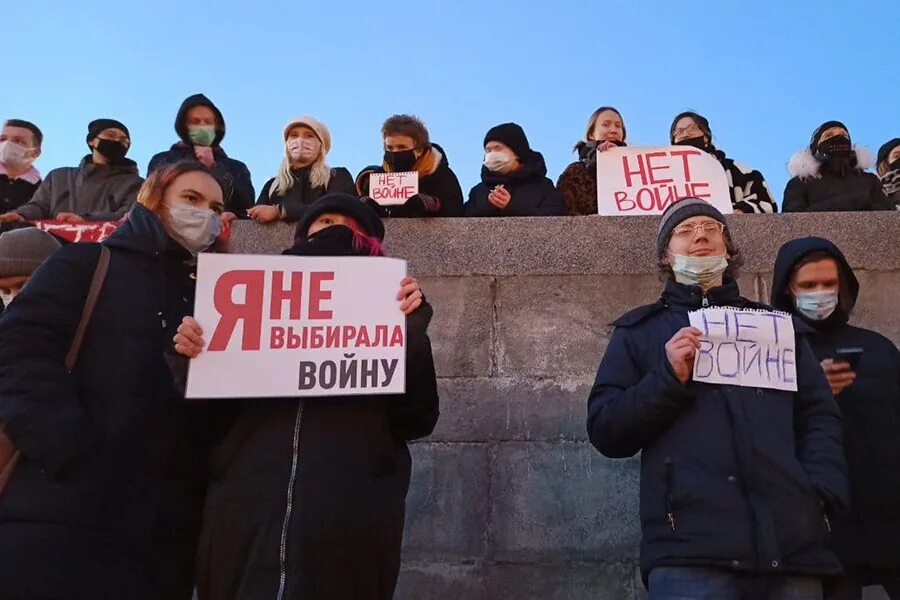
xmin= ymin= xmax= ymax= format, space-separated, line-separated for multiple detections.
xmin=186 ymin=253 xmax=407 ymax=399
xmin=689 ymin=307 xmax=798 ymax=392
xmin=369 ymin=171 xmax=419 ymax=206
xmin=596 ymin=146 xmax=732 ymax=216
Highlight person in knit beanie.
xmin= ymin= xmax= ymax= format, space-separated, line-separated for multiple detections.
xmin=0 ymin=227 xmax=61 ymax=308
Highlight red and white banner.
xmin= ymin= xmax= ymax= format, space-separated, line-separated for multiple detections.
xmin=31 ymin=219 xmax=123 ymax=243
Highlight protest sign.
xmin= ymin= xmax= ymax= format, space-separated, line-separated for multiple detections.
xmin=596 ymin=146 xmax=732 ymax=215
xmin=31 ymin=219 xmax=122 ymax=243
xmin=369 ymin=171 xmax=419 ymax=206
xmin=186 ymin=253 xmax=407 ymax=399
xmin=689 ymin=307 xmax=797 ymax=392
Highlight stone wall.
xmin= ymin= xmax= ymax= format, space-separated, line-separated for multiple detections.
xmin=232 ymin=212 xmax=900 ymax=599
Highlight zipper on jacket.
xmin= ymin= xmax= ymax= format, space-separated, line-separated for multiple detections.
xmin=701 ymin=292 xmax=709 ymax=308
xmin=823 ymin=512 xmax=832 ymax=534
xmin=276 ymin=401 xmax=304 ymax=600
xmin=664 ymin=457 xmax=676 ymax=531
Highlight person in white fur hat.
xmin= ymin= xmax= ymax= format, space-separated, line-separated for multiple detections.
xmin=783 ymin=120 xmax=893 ymax=212
xmin=248 ymin=116 xmax=357 ymax=223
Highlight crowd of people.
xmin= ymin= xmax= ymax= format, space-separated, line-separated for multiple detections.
xmin=1 ymin=97 xmax=899 ymax=229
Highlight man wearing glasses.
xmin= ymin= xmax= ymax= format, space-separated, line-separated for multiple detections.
xmin=587 ymin=198 xmax=848 ymax=599
xmin=0 ymin=119 xmax=142 ymax=225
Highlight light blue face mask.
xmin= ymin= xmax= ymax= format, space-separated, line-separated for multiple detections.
xmin=794 ymin=289 xmax=839 ymax=321
xmin=670 ymin=253 xmax=729 ymax=289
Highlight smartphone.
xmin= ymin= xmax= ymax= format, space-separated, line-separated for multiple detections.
xmin=834 ymin=347 xmax=864 ymax=370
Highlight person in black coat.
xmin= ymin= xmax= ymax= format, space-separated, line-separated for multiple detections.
xmin=356 ymin=114 xmax=464 ymax=218
xmin=248 ymin=115 xmax=356 ymax=223
xmin=0 ymin=161 xmax=227 ymax=600
xmin=148 ymin=93 xmax=255 ymax=220
xmin=771 ymin=237 xmax=900 ymax=600
xmin=587 ymin=198 xmax=848 ymax=599
xmin=175 ymin=193 xmax=440 ymax=600
xmin=464 ymin=122 xmax=564 ymax=217
xmin=784 ymin=121 xmax=893 ymax=212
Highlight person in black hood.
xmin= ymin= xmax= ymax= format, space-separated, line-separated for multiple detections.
xmin=148 ymin=94 xmax=255 ymax=220
xmin=669 ymin=111 xmax=777 ymax=213
xmin=355 ymin=114 xmax=464 ymax=217
xmin=876 ymin=137 xmax=900 ymax=209
xmin=174 ymin=193 xmax=440 ymax=600
xmin=0 ymin=161 xmax=226 ymax=599
xmin=771 ymin=237 xmax=900 ymax=600
xmin=783 ymin=121 xmax=892 ymax=212
xmin=588 ymin=198 xmax=848 ymax=599
xmin=464 ymin=122 xmax=564 ymax=217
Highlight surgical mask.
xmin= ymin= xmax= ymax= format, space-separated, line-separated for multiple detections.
xmin=94 ymin=138 xmax=129 ymax=162
xmin=167 ymin=204 xmax=221 ymax=256
xmin=793 ymin=289 xmax=839 ymax=321
xmin=0 ymin=291 xmax=16 ymax=308
xmin=0 ymin=141 xmax=35 ymax=170
xmin=287 ymin=138 xmax=318 ymax=161
xmin=384 ymin=149 xmax=417 ymax=172
xmin=670 ymin=253 xmax=729 ymax=289
xmin=188 ymin=126 xmax=217 ymax=147
xmin=483 ymin=150 xmax=514 ymax=172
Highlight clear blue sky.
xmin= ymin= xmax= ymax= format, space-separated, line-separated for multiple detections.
xmin=7 ymin=1 xmax=899 ymax=209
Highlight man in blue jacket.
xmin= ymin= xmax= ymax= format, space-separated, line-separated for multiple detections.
xmin=587 ymin=198 xmax=848 ymax=599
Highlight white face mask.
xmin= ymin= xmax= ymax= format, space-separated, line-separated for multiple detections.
xmin=0 ymin=290 xmax=17 ymax=308
xmin=793 ymin=289 xmax=839 ymax=321
xmin=670 ymin=253 xmax=729 ymax=289
xmin=484 ymin=150 xmax=514 ymax=172
xmin=287 ymin=138 xmax=320 ymax=162
xmin=167 ymin=204 xmax=221 ymax=256
xmin=0 ymin=141 xmax=35 ymax=170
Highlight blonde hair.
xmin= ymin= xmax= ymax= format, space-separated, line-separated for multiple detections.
xmin=269 ymin=124 xmax=331 ymax=198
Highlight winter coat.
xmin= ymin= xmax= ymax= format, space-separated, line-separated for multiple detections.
xmin=257 ymin=166 xmax=357 ymax=221
xmin=148 ymin=94 xmax=255 ymax=217
xmin=709 ymin=148 xmax=776 ymax=213
xmin=13 ymin=155 xmax=142 ymax=221
xmin=196 ymin=227 xmax=440 ymax=600
xmin=355 ymin=144 xmax=464 ymax=218
xmin=880 ymin=169 xmax=900 ymax=209
xmin=0 ymin=204 xmax=209 ymax=600
xmin=587 ymin=277 xmax=848 ymax=582
xmin=0 ymin=163 xmax=41 ymax=213
xmin=557 ymin=141 xmax=602 ymax=215
xmin=464 ymin=151 xmax=564 ymax=217
xmin=771 ymin=237 xmax=900 ymax=572
xmin=783 ymin=147 xmax=893 ymax=212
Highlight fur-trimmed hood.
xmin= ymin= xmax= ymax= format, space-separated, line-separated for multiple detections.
xmin=788 ymin=146 xmax=874 ymax=179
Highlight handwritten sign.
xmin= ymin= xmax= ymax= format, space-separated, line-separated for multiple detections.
xmin=689 ymin=307 xmax=797 ymax=392
xmin=31 ymin=219 xmax=122 ymax=243
xmin=369 ymin=172 xmax=419 ymax=206
xmin=186 ymin=253 xmax=407 ymax=399
xmin=596 ymin=146 xmax=732 ymax=216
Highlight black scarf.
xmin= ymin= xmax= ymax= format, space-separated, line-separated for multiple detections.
xmin=282 ymin=224 xmax=366 ymax=257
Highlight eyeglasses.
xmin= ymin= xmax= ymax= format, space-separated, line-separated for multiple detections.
xmin=672 ymin=220 xmax=724 ymax=238
xmin=673 ymin=123 xmax=701 ymax=138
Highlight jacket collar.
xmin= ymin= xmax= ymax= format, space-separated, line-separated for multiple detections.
xmin=661 ymin=277 xmax=743 ymax=310
xmin=0 ymin=162 xmax=41 ymax=184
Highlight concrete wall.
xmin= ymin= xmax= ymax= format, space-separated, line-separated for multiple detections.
xmin=232 ymin=212 xmax=900 ymax=599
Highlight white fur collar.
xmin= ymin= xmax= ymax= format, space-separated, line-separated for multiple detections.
xmin=788 ymin=145 xmax=874 ymax=179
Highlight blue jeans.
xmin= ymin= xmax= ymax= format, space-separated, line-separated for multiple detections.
xmin=649 ymin=566 xmax=823 ymax=600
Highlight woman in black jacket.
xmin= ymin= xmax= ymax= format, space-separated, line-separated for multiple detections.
xmin=464 ymin=122 xmax=564 ymax=217
xmin=176 ymin=193 xmax=440 ymax=600
xmin=0 ymin=161 xmax=226 ymax=600
xmin=249 ymin=116 xmax=357 ymax=223
xmin=783 ymin=121 xmax=892 ymax=212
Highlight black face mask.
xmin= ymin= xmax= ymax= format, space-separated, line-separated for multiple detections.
xmin=384 ymin=149 xmax=418 ymax=172
xmin=816 ymin=135 xmax=852 ymax=159
xmin=93 ymin=138 xmax=129 ymax=163
xmin=285 ymin=224 xmax=363 ymax=258
xmin=888 ymin=158 xmax=900 ymax=173
xmin=675 ymin=135 xmax=709 ymax=151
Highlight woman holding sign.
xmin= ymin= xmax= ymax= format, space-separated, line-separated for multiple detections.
xmin=176 ymin=193 xmax=440 ymax=600
xmin=0 ymin=161 xmax=226 ymax=600
xmin=587 ymin=198 xmax=848 ymax=599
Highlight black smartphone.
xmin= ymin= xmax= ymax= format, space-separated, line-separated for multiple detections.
xmin=834 ymin=347 xmax=864 ymax=370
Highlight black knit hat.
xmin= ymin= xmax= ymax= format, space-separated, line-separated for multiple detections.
xmin=297 ymin=193 xmax=385 ymax=241
xmin=810 ymin=120 xmax=849 ymax=152
xmin=484 ymin=122 xmax=531 ymax=160
xmin=656 ymin=198 xmax=729 ymax=257
xmin=86 ymin=118 xmax=129 ymax=143
xmin=877 ymin=138 xmax=900 ymax=167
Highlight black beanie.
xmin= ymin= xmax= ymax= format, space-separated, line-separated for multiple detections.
xmin=484 ymin=123 xmax=531 ymax=160
xmin=809 ymin=120 xmax=849 ymax=152
xmin=656 ymin=198 xmax=729 ymax=258
xmin=86 ymin=118 xmax=130 ymax=143
xmin=296 ymin=193 xmax=385 ymax=241
xmin=877 ymin=138 xmax=900 ymax=167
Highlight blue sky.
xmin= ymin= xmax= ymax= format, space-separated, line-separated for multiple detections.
xmin=7 ymin=1 xmax=899 ymax=209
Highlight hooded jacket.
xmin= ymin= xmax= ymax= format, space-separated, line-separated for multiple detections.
xmin=0 ymin=204 xmax=208 ymax=600
xmin=148 ymin=94 xmax=255 ymax=217
xmin=464 ymin=151 xmax=564 ymax=217
xmin=13 ymin=156 xmax=141 ymax=221
xmin=771 ymin=237 xmax=900 ymax=571
xmin=587 ymin=277 xmax=848 ymax=583
xmin=355 ymin=144 xmax=464 ymax=218
xmin=257 ymin=167 xmax=357 ymax=221
xmin=783 ymin=147 xmax=893 ymax=212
